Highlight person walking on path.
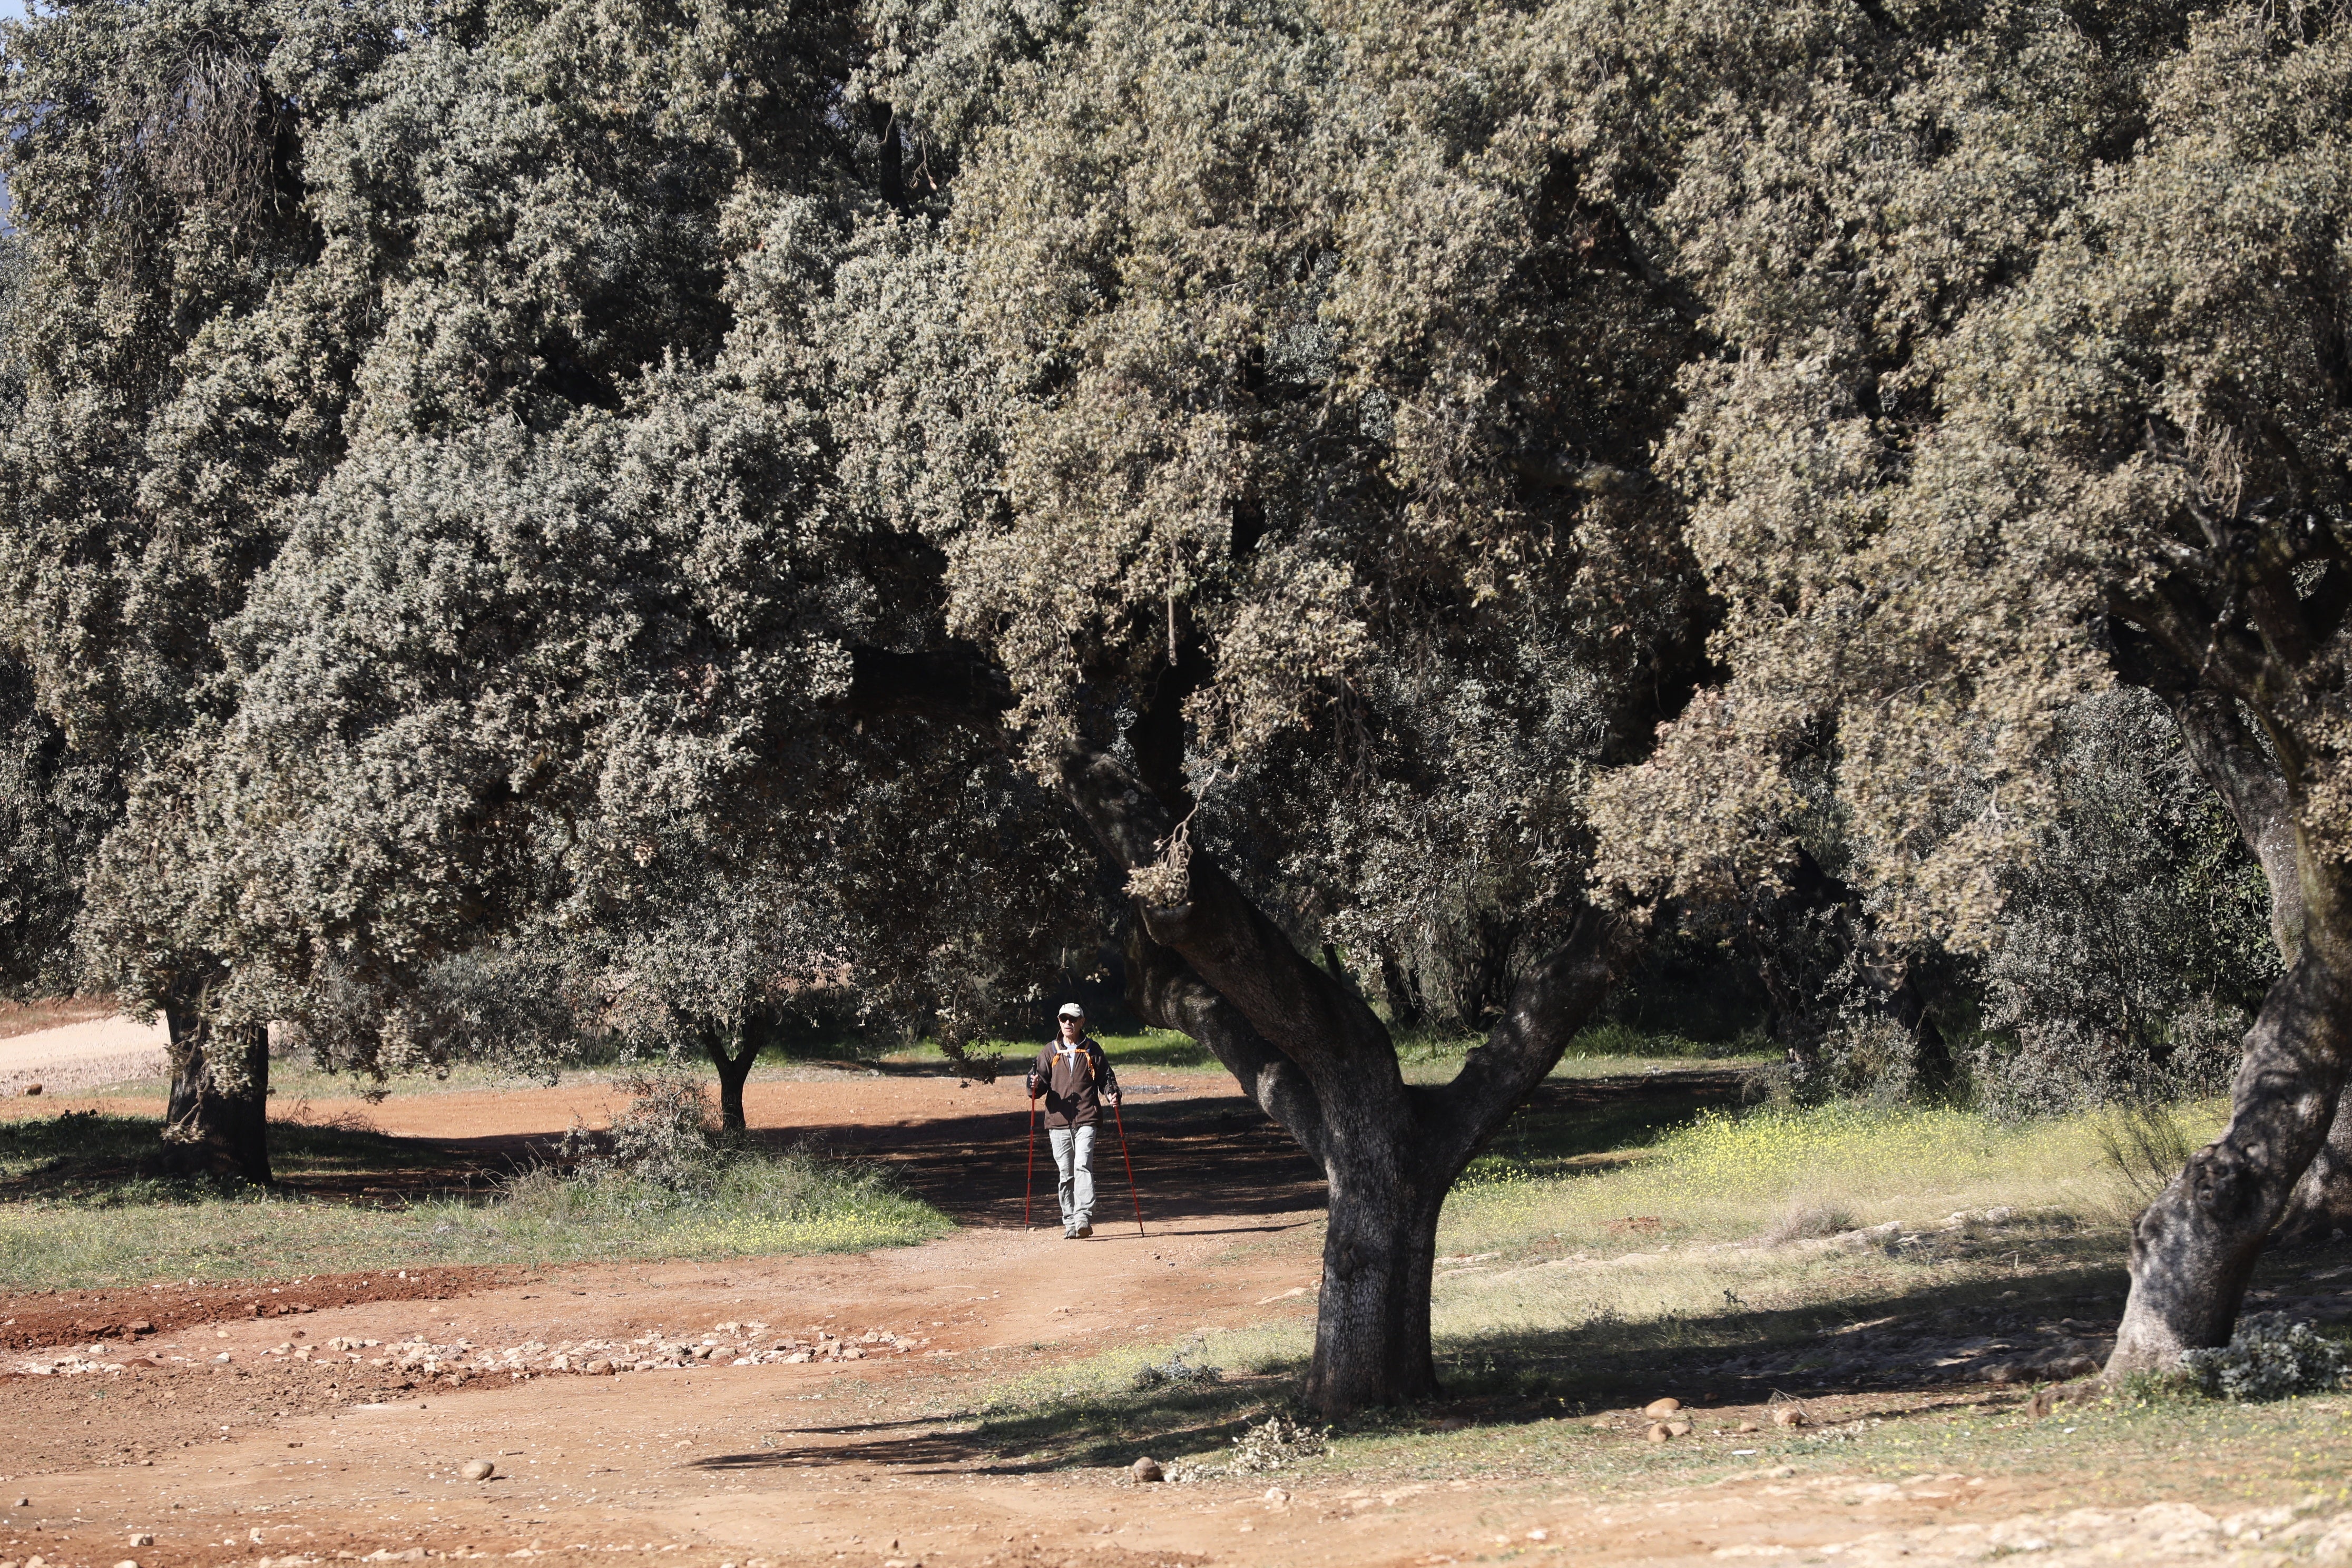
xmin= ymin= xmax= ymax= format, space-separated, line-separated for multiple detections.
xmin=1027 ymin=1002 xmax=1121 ymax=1239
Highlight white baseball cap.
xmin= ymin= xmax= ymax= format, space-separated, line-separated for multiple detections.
xmin=1057 ymin=1002 xmax=1086 ymax=1019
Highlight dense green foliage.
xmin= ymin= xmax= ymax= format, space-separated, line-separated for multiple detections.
xmin=0 ymin=0 xmax=2287 ymax=1101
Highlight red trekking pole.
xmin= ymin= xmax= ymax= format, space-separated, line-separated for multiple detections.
xmin=1110 ymin=1099 xmax=1144 ymax=1237
xmin=1022 ymin=1091 xmax=1039 ymax=1228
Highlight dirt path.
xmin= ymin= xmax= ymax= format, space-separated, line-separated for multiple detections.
xmin=0 ymin=1015 xmax=169 ymax=1098
xmin=3 ymin=1071 xmax=2344 ymax=1567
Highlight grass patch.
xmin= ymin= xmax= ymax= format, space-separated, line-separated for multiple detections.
xmin=1397 ymin=1023 xmax=1776 ymax=1085
xmin=944 ymin=1093 xmax=2289 ymax=1478
xmin=0 ymin=1108 xmax=456 ymax=1195
xmin=1446 ymin=1097 xmax=2231 ymax=1258
xmin=1469 ymin=1067 xmax=1764 ymax=1179
xmin=0 ymin=1111 xmax=949 ymax=1289
xmin=456 ymin=1151 xmax=951 ymax=1265
xmin=1086 ymin=1028 xmax=1220 ymax=1072
xmin=887 ymin=1024 xmax=1773 ymax=1085
xmin=1427 ymin=1097 xmax=2235 ymax=1404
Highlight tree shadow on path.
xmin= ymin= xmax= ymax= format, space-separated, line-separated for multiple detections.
xmin=765 ymin=1064 xmax=1763 ymax=1231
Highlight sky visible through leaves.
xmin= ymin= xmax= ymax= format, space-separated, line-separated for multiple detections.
xmin=0 ymin=0 xmax=14 ymax=231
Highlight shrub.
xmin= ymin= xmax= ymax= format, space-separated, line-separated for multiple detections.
xmin=1811 ymin=1016 xmax=1921 ymax=1105
xmin=1131 ymin=1351 xmax=1220 ymax=1389
xmin=1765 ymin=1202 xmax=1858 ymax=1245
xmin=2179 ymin=1314 xmax=2349 ymax=1402
xmin=2093 ymin=1102 xmax=2198 ymax=1210
xmin=557 ymin=1069 xmax=728 ymax=1195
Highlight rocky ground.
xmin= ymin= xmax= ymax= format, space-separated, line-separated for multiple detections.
xmin=3 ymin=1063 xmax=2348 ymax=1568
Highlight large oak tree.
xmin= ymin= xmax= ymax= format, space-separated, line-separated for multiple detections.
xmin=0 ymin=0 xmax=865 ymax=1178
xmin=186 ymin=0 xmax=1714 ymax=1413
xmin=1582 ymin=0 xmax=2352 ymax=1369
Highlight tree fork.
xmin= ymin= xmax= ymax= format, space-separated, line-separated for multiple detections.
xmin=704 ymin=1025 xmax=761 ymax=1133
xmin=838 ymin=649 xmax=1640 ymax=1412
xmin=1068 ymin=743 xmax=1633 ymax=1414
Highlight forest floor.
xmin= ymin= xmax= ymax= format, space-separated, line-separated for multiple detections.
xmin=2 ymin=1044 xmax=2350 ymax=1568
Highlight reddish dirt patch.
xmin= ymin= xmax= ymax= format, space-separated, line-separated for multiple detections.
xmin=0 ymin=1267 xmax=516 ymax=1353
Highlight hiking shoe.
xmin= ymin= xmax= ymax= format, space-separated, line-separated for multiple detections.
xmin=1073 ymin=1223 xmax=1094 ymax=1239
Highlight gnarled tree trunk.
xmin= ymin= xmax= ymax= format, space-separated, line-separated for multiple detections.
xmin=2109 ymin=945 xmax=2352 ymax=1367
xmin=1068 ymin=748 xmax=1632 ymax=1414
xmin=2109 ymin=689 xmax=2352 ymax=1369
xmin=2202 ymin=683 xmax=2352 ymax=1249
xmin=1311 ymin=1119 xmax=1448 ymax=1406
xmin=161 ymin=996 xmax=272 ymax=1184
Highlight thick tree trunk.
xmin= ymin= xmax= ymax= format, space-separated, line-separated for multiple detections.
xmin=161 ymin=999 xmax=272 ymax=1184
xmin=2159 ymin=688 xmax=2352 ymax=1250
xmin=2108 ymin=688 xmax=2352 ymax=1369
xmin=1127 ymin=915 xmax=1481 ymax=1413
xmin=1309 ymin=1126 xmax=1448 ymax=1408
xmin=2109 ymin=947 xmax=2352 ymax=1367
xmin=836 ymin=649 xmax=1638 ymax=1413
xmin=703 ymin=1027 xmax=760 ymax=1133
xmin=1064 ymin=745 xmax=1632 ymax=1414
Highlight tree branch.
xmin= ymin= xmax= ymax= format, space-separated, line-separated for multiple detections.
xmin=2104 ymin=581 xmax=2271 ymax=701
xmin=1053 ymin=743 xmax=1398 ymax=1089
xmin=1125 ymin=919 xmax=1330 ymax=1170
xmin=1423 ymin=904 xmax=1638 ymax=1167
xmin=2118 ymin=629 xmax=2302 ymax=961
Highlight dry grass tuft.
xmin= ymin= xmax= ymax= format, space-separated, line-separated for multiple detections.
xmin=1764 ymin=1202 xmax=1858 ymax=1245
xmin=2093 ymin=1101 xmax=2200 ymax=1212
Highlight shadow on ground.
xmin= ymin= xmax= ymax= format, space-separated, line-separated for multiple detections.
xmin=0 ymin=1109 xmax=507 ymax=1204
xmin=0 ymin=1065 xmax=1764 ymax=1223
xmin=784 ymin=1065 xmax=1768 ymax=1231
xmin=692 ymin=1230 xmax=2349 ymax=1477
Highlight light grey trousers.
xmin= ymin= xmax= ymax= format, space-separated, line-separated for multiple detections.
xmin=1048 ymin=1124 xmax=1096 ymax=1229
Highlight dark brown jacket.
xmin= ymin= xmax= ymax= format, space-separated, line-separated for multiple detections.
xmin=1027 ymin=1036 xmax=1120 ymax=1129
